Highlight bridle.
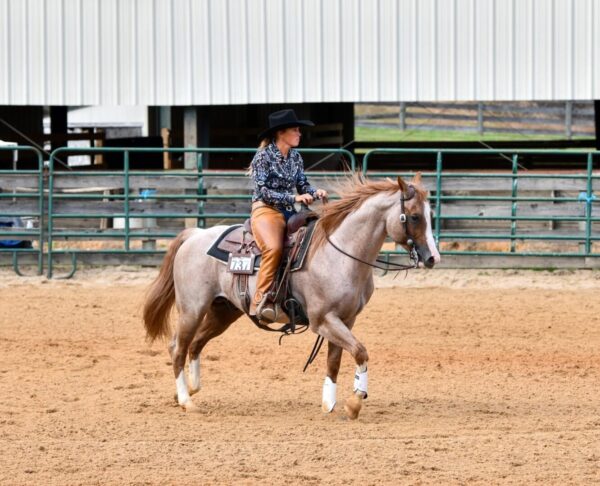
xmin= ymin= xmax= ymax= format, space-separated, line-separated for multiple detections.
xmin=400 ymin=184 xmax=420 ymax=264
xmin=325 ymin=184 xmax=419 ymax=272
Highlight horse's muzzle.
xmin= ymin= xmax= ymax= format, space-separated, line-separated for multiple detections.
xmin=416 ymin=244 xmax=435 ymax=269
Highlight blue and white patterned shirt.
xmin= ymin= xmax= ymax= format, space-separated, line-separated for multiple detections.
xmin=251 ymin=142 xmax=317 ymax=210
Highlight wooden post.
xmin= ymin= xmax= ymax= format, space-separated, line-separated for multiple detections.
xmin=184 ymin=107 xmax=198 ymax=170
xmin=565 ymin=101 xmax=573 ymax=140
xmin=399 ymin=102 xmax=406 ymax=130
xmin=477 ymin=103 xmax=484 ymax=135
xmin=183 ymin=107 xmax=199 ymax=228
xmin=93 ymin=128 xmax=105 ymax=166
xmin=161 ymin=127 xmax=171 ymax=169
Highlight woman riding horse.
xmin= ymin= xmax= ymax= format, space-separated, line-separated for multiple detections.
xmin=249 ymin=109 xmax=328 ymax=322
xmin=143 ymin=172 xmax=441 ymax=418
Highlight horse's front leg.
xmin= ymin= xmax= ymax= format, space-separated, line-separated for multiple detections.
xmin=322 ymin=315 xmax=357 ymax=413
xmin=314 ymin=314 xmax=368 ymax=420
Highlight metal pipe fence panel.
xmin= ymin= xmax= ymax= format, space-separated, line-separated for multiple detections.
xmin=0 ymin=146 xmax=44 ymax=275
xmin=46 ymin=147 xmax=355 ymax=278
xmin=361 ymin=149 xmax=599 ymax=268
xmin=3 ymin=145 xmax=598 ymax=277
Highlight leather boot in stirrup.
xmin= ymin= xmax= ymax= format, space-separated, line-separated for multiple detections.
xmin=256 ymin=295 xmax=278 ymax=323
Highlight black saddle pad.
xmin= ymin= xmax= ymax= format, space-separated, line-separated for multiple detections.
xmin=207 ymin=225 xmax=262 ymax=270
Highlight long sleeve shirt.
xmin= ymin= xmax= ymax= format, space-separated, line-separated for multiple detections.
xmin=251 ymin=142 xmax=317 ymax=210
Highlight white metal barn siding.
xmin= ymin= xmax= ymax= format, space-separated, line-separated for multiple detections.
xmin=0 ymin=0 xmax=599 ymax=105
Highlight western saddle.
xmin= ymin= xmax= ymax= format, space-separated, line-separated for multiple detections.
xmin=207 ymin=210 xmax=318 ymax=333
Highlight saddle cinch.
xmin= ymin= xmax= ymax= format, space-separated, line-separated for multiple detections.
xmin=206 ymin=211 xmax=318 ymax=332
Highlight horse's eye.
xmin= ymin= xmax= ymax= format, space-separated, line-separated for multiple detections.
xmin=410 ymin=214 xmax=420 ymax=223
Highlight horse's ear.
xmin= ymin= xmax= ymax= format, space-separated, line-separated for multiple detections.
xmin=412 ymin=172 xmax=422 ymax=185
xmin=397 ymin=176 xmax=409 ymax=193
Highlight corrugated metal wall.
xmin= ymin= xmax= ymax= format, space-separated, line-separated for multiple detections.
xmin=1 ymin=0 xmax=599 ymax=105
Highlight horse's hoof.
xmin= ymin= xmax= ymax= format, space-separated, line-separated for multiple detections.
xmin=322 ymin=400 xmax=336 ymax=413
xmin=188 ymin=386 xmax=200 ymax=396
xmin=344 ymin=394 xmax=363 ymax=420
xmin=181 ymin=399 xmax=201 ymax=413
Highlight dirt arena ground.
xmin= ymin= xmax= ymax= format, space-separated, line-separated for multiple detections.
xmin=1 ymin=267 xmax=599 ymax=485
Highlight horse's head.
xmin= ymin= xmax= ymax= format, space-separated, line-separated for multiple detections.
xmin=385 ymin=173 xmax=441 ymax=268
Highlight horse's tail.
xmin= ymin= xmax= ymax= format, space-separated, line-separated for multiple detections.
xmin=143 ymin=228 xmax=195 ymax=342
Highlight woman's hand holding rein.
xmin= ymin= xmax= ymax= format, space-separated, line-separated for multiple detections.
xmin=295 ymin=193 xmax=315 ymax=205
xmin=295 ymin=190 xmax=328 ymax=205
xmin=315 ymin=189 xmax=329 ymax=203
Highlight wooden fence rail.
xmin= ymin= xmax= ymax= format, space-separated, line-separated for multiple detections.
xmin=356 ymin=101 xmax=595 ymax=138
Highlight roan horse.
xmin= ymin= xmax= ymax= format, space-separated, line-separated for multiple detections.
xmin=143 ymin=174 xmax=440 ymax=419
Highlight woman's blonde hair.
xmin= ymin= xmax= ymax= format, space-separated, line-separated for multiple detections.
xmin=257 ymin=137 xmax=271 ymax=150
xmin=247 ymin=137 xmax=272 ymax=175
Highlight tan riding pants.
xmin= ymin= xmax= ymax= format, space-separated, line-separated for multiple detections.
xmin=250 ymin=203 xmax=286 ymax=309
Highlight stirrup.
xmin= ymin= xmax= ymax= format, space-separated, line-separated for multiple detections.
xmin=256 ymin=295 xmax=278 ymax=323
xmin=257 ymin=302 xmax=278 ymax=323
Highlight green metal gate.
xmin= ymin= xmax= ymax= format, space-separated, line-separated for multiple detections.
xmin=46 ymin=146 xmax=355 ymax=278
xmin=362 ymin=149 xmax=599 ymax=268
xmin=1 ymin=145 xmax=598 ymax=277
xmin=0 ymin=146 xmax=44 ymax=275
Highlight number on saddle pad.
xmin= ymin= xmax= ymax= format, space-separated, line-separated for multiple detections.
xmin=227 ymin=252 xmax=255 ymax=275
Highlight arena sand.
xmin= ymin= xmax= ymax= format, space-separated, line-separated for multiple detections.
xmin=0 ymin=267 xmax=599 ymax=484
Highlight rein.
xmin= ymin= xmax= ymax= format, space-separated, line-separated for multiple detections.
xmin=324 ymin=185 xmax=419 ymax=272
xmin=325 ymin=234 xmax=418 ymax=271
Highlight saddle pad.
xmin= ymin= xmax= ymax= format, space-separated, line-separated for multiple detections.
xmin=206 ymin=225 xmax=262 ymax=270
xmin=206 ymin=221 xmax=317 ymax=272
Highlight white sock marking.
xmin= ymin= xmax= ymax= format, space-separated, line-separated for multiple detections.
xmin=322 ymin=376 xmax=337 ymax=412
xmin=188 ymin=358 xmax=200 ymax=391
xmin=176 ymin=370 xmax=190 ymax=405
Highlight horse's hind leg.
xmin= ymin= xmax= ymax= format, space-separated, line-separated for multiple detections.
xmin=172 ymin=304 xmax=210 ymax=412
xmin=187 ymin=298 xmax=242 ymax=396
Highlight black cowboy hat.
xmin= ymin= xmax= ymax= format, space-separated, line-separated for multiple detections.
xmin=257 ymin=109 xmax=315 ymax=140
